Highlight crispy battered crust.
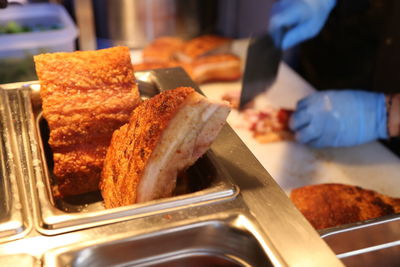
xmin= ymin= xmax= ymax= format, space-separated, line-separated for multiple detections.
xmin=290 ymin=183 xmax=400 ymax=230
xmin=100 ymin=87 xmax=195 ymax=208
xmin=34 ymin=47 xmax=141 ymax=196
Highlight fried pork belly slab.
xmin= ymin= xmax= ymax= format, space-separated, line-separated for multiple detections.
xmin=34 ymin=46 xmax=141 ymax=197
xmin=142 ymin=37 xmax=185 ymax=63
xmin=100 ymin=87 xmax=230 ymax=208
xmin=176 ymin=35 xmax=232 ymax=63
xmin=133 ymin=54 xmax=241 ymax=85
xmin=191 ymin=54 xmax=241 ymax=84
xmin=290 ymin=183 xmax=400 ymax=230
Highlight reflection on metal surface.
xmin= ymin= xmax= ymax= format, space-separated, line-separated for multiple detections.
xmin=321 ymin=215 xmax=400 ymax=266
xmin=0 ymin=254 xmax=40 ymax=267
xmin=0 ymin=69 xmax=342 ymax=266
xmin=0 ymin=88 xmax=31 ymax=243
xmin=44 ymin=217 xmax=272 ymax=267
xmin=101 ymin=0 xmax=205 ymax=48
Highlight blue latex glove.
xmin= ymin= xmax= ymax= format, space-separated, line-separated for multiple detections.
xmin=290 ymin=90 xmax=388 ymax=148
xmin=269 ymin=0 xmax=337 ymax=49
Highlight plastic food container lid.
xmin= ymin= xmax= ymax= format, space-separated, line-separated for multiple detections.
xmin=0 ymin=3 xmax=78 ymax=51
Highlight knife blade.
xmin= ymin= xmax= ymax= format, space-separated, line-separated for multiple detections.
xmin=239 ymin=33 xmax=282 ymax=109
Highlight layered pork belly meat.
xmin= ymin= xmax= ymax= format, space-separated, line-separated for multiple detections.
xmin=133 ymin=54 xmax=241 ymax=85
xmin=190 ymin=54 xmax=241 ymax=84
xmin=100 ymin=87 xmax=230 ymax=208
xmin=34 ymin=46 xmax=141 ymax=197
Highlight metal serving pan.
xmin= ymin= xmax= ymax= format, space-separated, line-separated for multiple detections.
xmin=6 ymin=71 xmax=239 ymax=236
xmin=320 ymin=214 xmax=400 ymax=266
xmin=0 ymin=89 xmax=31 ymax=243
xmin=43 ymin=215 xmax=271 ymax=267
xmin=0 ymin=68 xmax=340 ymax=266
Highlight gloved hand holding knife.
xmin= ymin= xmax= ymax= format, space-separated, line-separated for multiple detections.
xmin=240 ymin=0 xmax=336 ymax=109
xmin=262 ymin=0 xmax=395 ymax=148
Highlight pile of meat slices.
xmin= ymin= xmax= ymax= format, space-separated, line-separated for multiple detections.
xmin=221 ymin=90 xmax=294 ymax=144
xmin=34 ymin=46 xmax=230 ymax=208
xmin=133 ymin=35 xmax=242 ymax=84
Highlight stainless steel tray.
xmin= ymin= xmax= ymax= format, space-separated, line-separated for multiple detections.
xmin=320 ymin=214 xmax=400 ymax=266
xmin=0 ymin=68 xmax=340 ymax=266
xmin=0 ymin=89 xmax=31 ymax=243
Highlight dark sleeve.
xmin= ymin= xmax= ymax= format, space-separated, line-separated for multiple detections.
xmin=373 ymin=0 xmax=400 ymax=93
xmin=334 ymin=0 xmax=371 ymax=16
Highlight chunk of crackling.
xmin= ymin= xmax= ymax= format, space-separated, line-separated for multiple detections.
xmin=290 ymin=183 xmax=400 ymax=230
xmin=34 ymin=46 xmax=141 ymax=197
xmin=100 ymin=87 xmax=230 ymax=208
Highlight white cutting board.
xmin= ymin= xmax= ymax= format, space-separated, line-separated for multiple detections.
xmin=200 ymin=55 xmax=400 ymax=197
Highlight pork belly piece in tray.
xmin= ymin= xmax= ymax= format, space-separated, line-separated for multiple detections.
xmin=291 ymin=183 xmax=400 ymax=230
xmin=176 ymin=35 xmax=232 ymax=63
xmin=100 ymin=87 xmax=230 ymax=208
xmin=34 ymin=46 xmax=141 ymax=197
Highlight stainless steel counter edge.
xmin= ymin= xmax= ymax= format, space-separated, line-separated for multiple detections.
xmin=0 ymin=88 xmax=32 ymax=243
xmin=147 ymin=68 xmax=344 ymax=266
xmin=210 ymin=118 xmax=343 ymax=267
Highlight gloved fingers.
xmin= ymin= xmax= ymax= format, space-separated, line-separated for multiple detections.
xmin=289 ymin=110 xmax=311 ymax=131
xmin=295 ymin=122 xmax=321 ymax=145
xmin=295 ymin=94 xmax=319 ymax=111
xmin=269 ymin=1 xmax=305 ymax=47
xmin=281 ymin=22 xmax=318 ymax=50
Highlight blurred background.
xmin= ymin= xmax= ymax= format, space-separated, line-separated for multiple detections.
xmin=0 ymin=0 xmax=275 ymax=84
xmin=0 ymin=0 xmax=395 ymax=95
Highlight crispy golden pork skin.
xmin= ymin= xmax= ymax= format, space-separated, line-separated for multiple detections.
xmin=34 ymin=46 xmax=141 ymax=197
xmin=291 ymin=183 xmax=400 ymax=230
xmin=100 ymin=87 xmax=230 ymax=208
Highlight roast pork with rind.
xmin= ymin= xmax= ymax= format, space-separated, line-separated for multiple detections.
xmin=100 ymin=87 xmax=230 ymax=208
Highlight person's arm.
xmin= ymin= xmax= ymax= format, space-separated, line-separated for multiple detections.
xmin=386 ymin=94 xmax=400 ymax=137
